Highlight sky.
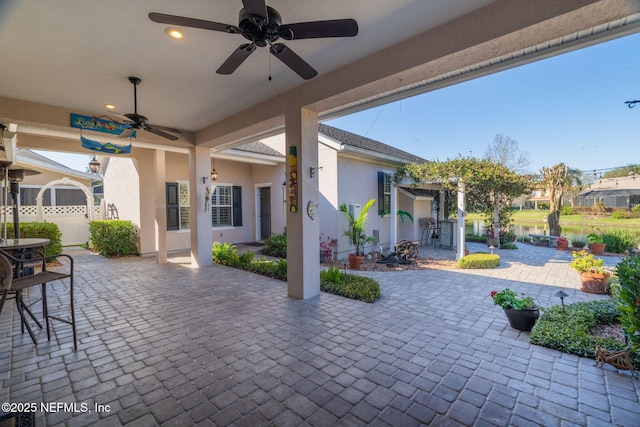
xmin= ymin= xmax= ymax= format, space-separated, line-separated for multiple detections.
xmin=326 ymin=31 xmax=640 ymax=175
xmin=37 ymin=31 xmax=639 ymax=175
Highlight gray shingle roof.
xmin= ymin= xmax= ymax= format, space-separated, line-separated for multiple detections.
xmin=233 ymin=141 xmax=284 ymax=157
xmin=319 ymin=123 xmax=427 ymax=164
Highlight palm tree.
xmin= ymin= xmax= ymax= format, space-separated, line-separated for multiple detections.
xmin=339 ymin=198 xmax=376 ymax=256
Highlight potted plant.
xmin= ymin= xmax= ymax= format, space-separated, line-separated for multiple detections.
xmin=570 ymin=235 xmax=587 ymax=249
xmin=491 ymin=288 xmax=540 ymax=331
xmin=569 ymin=250 xmax=610 ymax=294
xmin=587 ymin=232 xmax=606 ymax=255
xmin=339 ymin=199 xmax=376 ymax=269
xmin=556 ymin=236 xmax=568 ymax=250
xmin=319 ymin=234 xmax=337 ymax=264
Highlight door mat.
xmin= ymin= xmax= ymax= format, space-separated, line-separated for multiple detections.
xmin=244 ymin=242 xmax=265 ymax=246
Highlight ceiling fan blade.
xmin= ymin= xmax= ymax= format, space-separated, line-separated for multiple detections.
xmin=149 ymin=12 xmax=240 ymax=33
xmin=241 ymin=0 xmax=268 ymax=21
xmin=278 ymin=19 xmax=358 ymax=40
xmin=147 ymin=124 xmax=181 ymax=134
xmin=118 ymin=128 xmax=135 ymax=139
xmin=217 ymin=44 xmax=257 ymax=75
xmin=270 ymin=43 xmax=317 ymax=80
xmin=107 ymin=111 xmax=133 ymax=123
xmin=145 ymin=126 xmax=179 ymax=141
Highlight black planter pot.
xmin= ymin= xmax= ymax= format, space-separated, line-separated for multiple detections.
xmin=503 ymin=308 xmax=540 ymax=331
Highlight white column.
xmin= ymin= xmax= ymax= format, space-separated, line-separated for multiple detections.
xmin=456 ymin=182 xmax=466 ymax=260
xmin=154 ymin=150 xmax=167 ymax=264
xmin=189 ymin=146 xmax=213 ymax=268
xmin=390 ymin=183 xmax=398 ymax=247
xmin=285 ymin=108 xmax=320 ymax=299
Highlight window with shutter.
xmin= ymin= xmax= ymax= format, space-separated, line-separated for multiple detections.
xmin=378 ymin=171 xmax=391 ymax=215
xmin=166 ymin=182 xmax=179 ymax=230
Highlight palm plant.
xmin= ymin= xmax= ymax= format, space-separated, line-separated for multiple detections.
xmin=339 ymin=198 xmax=376 ymax=256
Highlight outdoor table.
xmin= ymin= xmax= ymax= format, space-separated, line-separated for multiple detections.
xmin=0 ymin=238 xmax=50 ymax=341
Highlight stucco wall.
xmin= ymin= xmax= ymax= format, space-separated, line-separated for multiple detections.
xmin=336 ymin=157 xmax=393 ymax=258
xmin=102 ymin=157 xmax=140 ymax=227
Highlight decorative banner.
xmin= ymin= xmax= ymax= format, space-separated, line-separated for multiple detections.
xmin=288 ymin=146 xmax=298 ymax=213
xmin=81 ymin=136 xmax=132 ymax=154
xmin=71 ymin=113 xmax=134 ymax=137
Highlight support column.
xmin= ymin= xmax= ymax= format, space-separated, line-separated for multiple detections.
xmin=154 ymin=150 xmax=167 ymax=264
xmin=189 ymin=146 xmax=213 ymax=268
xmin=456 ymin=183 xmax=466 ymax=260
xmin=390 ymin=183 xmax=398 ymax=247
xmin=285 ymin=108 xmax=320 ymax=299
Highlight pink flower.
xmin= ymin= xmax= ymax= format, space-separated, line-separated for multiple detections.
xmin=490 ymin=290 xmax=498 ymax=298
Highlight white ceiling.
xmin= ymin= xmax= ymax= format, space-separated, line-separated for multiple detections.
xmin=0 ymin=0 xmax=494 ymax=133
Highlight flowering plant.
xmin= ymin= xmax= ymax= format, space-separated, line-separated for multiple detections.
xmin=557 ymin=236 xmax=568 ymax=242
xmin=569 ymin=250 xmax=606 ymax=274
xmin=490 ymin=288 xmax=536 ymax=310
xmin=319 ymin=234 xmax=338 ymax=259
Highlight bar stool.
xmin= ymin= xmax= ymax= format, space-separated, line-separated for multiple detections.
xmin=420 ymin=217 xmax=438 ymax=246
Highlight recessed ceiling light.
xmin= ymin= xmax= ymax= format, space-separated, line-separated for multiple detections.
xmin=165 ymin=28 xmax=183 ymax=40
xmin=104 ymin=104 xmax=116 ymax=110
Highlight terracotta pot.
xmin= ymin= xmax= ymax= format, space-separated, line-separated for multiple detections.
xmin=557 ymin=239 xmax=568 ymax=250
xmin=348 ymin=253 xmax=364 ymax=270
xmin=503 ymin=308 xmax=540 ymax=331
xmin=486 ymin=238 xmax=499 ymax=248
xmin=579 ymin=271 xmax=610 ymax=294
xmin=589 ymin=243 xmax=606 ymax=255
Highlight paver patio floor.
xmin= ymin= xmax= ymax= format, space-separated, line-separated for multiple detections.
xmin=1 ymin=243 xmax=638 ymax=426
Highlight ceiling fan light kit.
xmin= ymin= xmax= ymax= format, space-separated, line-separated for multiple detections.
xmin=149 ymin=0 xmax=358 ymax=80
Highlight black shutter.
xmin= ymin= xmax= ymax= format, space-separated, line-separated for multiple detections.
xmin=378 ymin=171 xmax=386 ymax=215
xmin=166 ymin=182 xmax=179 ymax=230
xmin=232 ymin=186 xmax=242 ymax=226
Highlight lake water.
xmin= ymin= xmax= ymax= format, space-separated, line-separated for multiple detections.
xmin=465 ymin=220 xmax=638 ymax=241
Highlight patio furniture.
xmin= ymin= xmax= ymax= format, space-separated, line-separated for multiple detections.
xmin=420 ymin=217 xmax=438 ymax=246
xmin=0 ymin=246 xmax=76 ymax=350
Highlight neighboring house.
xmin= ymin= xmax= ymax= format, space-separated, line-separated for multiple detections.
xmin=102 ymin=124 xmax=439 ymax=258
xmin=3 ymin=149 xmax=102 ymax=245
xmin=573 ymin=175 xmax=640 ymax=210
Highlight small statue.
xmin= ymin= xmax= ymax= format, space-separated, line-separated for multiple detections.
xmin=594 ymin=346 xmax=636 ymax=377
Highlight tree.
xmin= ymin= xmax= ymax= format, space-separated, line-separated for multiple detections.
xmin=400 ymin=157 xmax=533 ymax=238
xmin=484 ymin=134 xmax=531 ymax=173
xmin=539 ymin=163 xmax=581 ymax=236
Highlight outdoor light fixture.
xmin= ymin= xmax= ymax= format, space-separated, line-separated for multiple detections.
xmin=625 ymin=100 xmax=639 ymax=108
xmin=211 ymin=168 xmax=218 ymax=181
xmin=555 ymin=290 xmax=569 ymax=313
xmin=310 ymin=166 xmax=323 ymax=178
xmin=88 ymin=154 xmax=100 ymax=174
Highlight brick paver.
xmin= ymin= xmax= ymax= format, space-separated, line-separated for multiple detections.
xmin=1 ymin=243 xmax=638 ymax=426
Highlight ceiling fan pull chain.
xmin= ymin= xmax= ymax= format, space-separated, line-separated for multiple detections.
xmin=268 ymin=51 xmax=272 ymax=81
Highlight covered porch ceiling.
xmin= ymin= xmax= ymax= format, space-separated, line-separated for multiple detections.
xmin=1 ymin=0 xmax=639 ymax=155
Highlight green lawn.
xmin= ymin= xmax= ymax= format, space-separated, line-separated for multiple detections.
xmin=466 ymin=211 xmax=640 ymax=228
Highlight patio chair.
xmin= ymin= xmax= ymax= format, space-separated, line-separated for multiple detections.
xmin=0 ymin=252 xmax=76 ymax=350
xmin=420 ymin=217 xmax=438 ymax=246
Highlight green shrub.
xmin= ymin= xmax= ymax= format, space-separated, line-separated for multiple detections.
xmin=530 ymin=300 xmax=639 ymax=365
xmin=5 ymin=222 xmax=63 ymax=257
xmin=89 ymin=220 xmax=139 ymax=257
xmin=212 ymin=242 xmax=238 ymax=265
xmin=500 ymin=242 xmax=518 ymax=250
xmin=465 ymin=234 xmax=487 ymax=243
xmin=457 ymin=253 xmax=500 ymax=269
xmin=560 ymin=206 xmax=574 ymax=215
xmin=320 ymin=271 xmax=380 ymax=303
xmin=263 ymin=231 xmax=287 ymax=258
xmin=616 ymin=256 xmax=640 ymax=353
xmin=632 ymin=205 xmax=640 ymax=213
xmin=321 ymin=267 xmax=343 ymax=284
xmin=211 ymin=247 xmax=380 ymax=303
xmin=499 ymin=230 xmax=515 ymax=246
xmin=600 ymin=228 xmax=639 ymax=254
xmin=611 ymin=210 xmax=640 ymax=219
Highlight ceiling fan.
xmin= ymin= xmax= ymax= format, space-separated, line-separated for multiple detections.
xmin=108 ymin=76 xmax=182 ymax=141
xmin=149 ymin=0 xmax=358 ymax=80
